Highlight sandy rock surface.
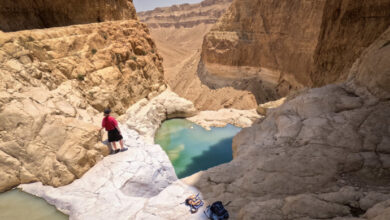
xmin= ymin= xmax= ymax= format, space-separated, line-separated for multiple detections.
xmin=256 ymin=97 xmax=286 ymax=115
xmin=187 ymin=108 xmax=260 ymax=130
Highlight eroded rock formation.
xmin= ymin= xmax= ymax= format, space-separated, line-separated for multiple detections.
xmin=184 ymin=27 xmax=390 ymax=219
xmin=202 ymin=0 xmax=390 ymax=98
xmin=139 ymin=0 xmax=263 ymax=111
xmin=119 ymin=89 xmax=197 ymax=143
xmin=0 ymin=3 xmax=165 ymax=192
xmin=0 ymin=0 xmax=136 ymax=32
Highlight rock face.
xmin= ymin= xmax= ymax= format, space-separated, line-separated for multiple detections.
xmin=139 ymin=0 xmax=262 ymax=111
xmin=201 ymin=0 xmax=390 ymax=97
xmin=0 ymin=82 xmax=107 ymax=193
xmin=312 ymin=0 xmax=390 ymax=87
xmin=0 ymin=3 xmax=165 ymax=192
xmin=0 ymin=0 xmax=136 ymax=32
xmin=183 ymin=27 xmax=390 ymax=219
xmin=0 ymin=20 xmax=164 ymax=114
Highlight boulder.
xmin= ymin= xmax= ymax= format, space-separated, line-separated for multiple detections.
xmin=120 ymin=89 xmax=197 ymax=143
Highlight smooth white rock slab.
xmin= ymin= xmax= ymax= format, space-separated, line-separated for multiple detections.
xmin=20 ymin=128 xmax=208 ymax=220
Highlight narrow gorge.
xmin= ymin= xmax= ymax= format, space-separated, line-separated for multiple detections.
xmin=0 ymin=0 xmax=390 ymax=219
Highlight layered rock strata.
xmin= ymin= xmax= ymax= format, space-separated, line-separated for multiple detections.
xmin=0 ymin=17 xmax=165 ymax=191
xmin=139 ymin=0 xmax=262 ymax=110
xmin=202 ymin=0 xmax=390 ymax=97
xmin=183 ymin=27 xmax=390 ymax=219
xmin=138 ymin=0 xmax=232 ymax=29
xmin=0 ymin=0 xmax=136 ymax=32
xmin=312 ymin=0 xmax=390 ymax=87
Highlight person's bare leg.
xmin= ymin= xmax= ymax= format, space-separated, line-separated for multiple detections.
xmin=112 ymin=142 xmax=118 ymax=150
xmin=119 ymin=139 xmax=124 ymax=149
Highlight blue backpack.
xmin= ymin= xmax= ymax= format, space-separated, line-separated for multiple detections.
xmin=204 ymin=201 xmax=229 ymax=220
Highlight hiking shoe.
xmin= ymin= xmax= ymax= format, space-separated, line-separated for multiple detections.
xmin=114 ymin=149 xmax=120 ymax=154
xmin=120 ymin=148 xmax=128 ymax=152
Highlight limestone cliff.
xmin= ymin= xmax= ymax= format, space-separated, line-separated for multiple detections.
xmin=202 ymin=0 xmax=390 ymax=98
xmin=0 ymin=4 xmax=165 ymax=192
xmin=138 ymin=0 xmax=232 ymax=29
xmin=139 ymin=0 xmax=263 ymax=111
xmin=184 ymin=27 xmax=390 ymax=219
xmin=0 ymin=0 xmax=136 ymax=32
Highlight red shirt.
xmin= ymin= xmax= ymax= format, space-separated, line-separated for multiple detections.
xmin=102 ymin=116 xmax=118 ymax=131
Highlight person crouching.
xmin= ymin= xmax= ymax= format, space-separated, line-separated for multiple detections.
xmin=99 ymin=109 xmax=127 ymax=153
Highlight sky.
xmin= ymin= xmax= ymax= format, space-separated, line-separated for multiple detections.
xmin=133 ymin=0 xmax=203 ymax=12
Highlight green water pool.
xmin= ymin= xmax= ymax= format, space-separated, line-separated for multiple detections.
xmin=155 ymin=119 xmax=242 ymax=178
xmin=0 ymin=189 xmax=68 ymax=220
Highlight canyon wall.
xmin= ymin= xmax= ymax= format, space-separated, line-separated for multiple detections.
xmin=312 ymin=0 xmax=390 ymax=87
xmin=139 ymin=0 xmax=231 ymax=29
xmin=185 ymin=26 xmax=390 ymax=220
xmin=0 ymin=2 xmax=165 ymax=192
xmin=0 ymin=0 xmax=136 ymax=32
xmin=138 ymin=0 xmax=232 ymax=78
xmin=202 ymin=0 xmax=390 ymax=96
xmin=139 ymin=0 xmax=264 ymax=110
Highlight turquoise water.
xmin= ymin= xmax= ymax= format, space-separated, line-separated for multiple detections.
xmin=0 ymin=189 xmax=68 ymax=220
xmin=155 ymin=119 xmax=241 ymax=178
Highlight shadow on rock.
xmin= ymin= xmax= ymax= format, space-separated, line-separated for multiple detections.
xmin=178 ymin=137 xmax=233 ymax=178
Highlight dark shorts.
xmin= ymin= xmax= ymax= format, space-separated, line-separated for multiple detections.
xmin=108 ymin=128 xmax=123 ymax=142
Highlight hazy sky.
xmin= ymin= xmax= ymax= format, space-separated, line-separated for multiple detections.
xmin=133 ymin=0 xmax=203 ymax=12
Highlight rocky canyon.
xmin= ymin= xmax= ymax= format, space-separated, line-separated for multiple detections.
xmin=202 ymin=0 xmax=390 ymax=97
xmin=139 ymin=0 xmax=262 ymax=110
xmin=0 ymin=0 xmax=165 ymax=192
xmin=0 ymin=0 xmax=389 ymax=219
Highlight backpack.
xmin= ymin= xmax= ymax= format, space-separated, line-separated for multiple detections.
xmin=185 ymin=194 xmax=204 ymax=213
xmin=204 ymin=201 xmax=229 ymax=220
